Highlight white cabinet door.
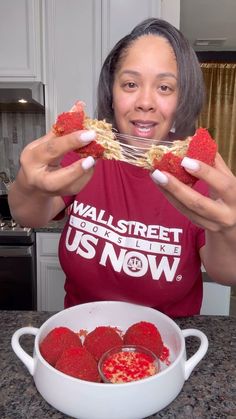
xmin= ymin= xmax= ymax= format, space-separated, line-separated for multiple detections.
xmin=200 ymin=267 xmax=231 ymax=315
xmin=160 ymin=0 xmax=180 ymax=28
xmin=101 ymin=0 xmax=180 ymax=60
xmin=36 ymin=232 xmax=65 ymax=311
xmin=101 ymin=0 xmax=161 ymax=59
xmin=0 ymin=0 xmax=43 ymax=81
xmin=43 ymin=0 xmax=102 ymax=130
xmin=37 ymin=258 xmax=65 ymax=311
xmin=201 ymin=282 xmax=231 ymax=316
xmin=102 ymin=0 xmax=180 ymax=61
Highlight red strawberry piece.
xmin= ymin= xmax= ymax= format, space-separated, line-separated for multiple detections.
xmin=84 ymin=326 xmax=123 ymax=361
xmin=124 ymin=321 xmax=163 ymax=358
xmin=153 ymin=127 xmax=217 ymax=186
xmin=53 ymin=110 xmax=85 ymax=136
xmin=153 ymin=152 xmax=196 ymax=186
xmin=76 ymin=140 xmax=105 ymax=158
xmin=39 ymin=326 xmax=82 ymax=366
xmin=55 ymin=347 xmax=101 ymax=382
xmin=187 ymin=127 xmax=217 ymax=166
xmin=52 ymin=100 xmax=105 ymax=158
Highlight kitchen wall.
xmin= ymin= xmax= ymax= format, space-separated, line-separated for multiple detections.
xmin=0 ymin=112 xmax=46 ymax=181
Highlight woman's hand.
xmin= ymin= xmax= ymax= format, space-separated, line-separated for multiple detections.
xmin=8 ymin=129 xmax=96 ymax=227
xmin=19 ymin=128 xmax=96 ymax=196
xmin=151 ymin=153 xmax=236 ymax=284
xmin=151 ymin=153 xmax=236 ymax=232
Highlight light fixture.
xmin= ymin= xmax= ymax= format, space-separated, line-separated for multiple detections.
xmin=18 ymin=98 xmax=28 ymax=104
xmin=194 ymin=38 xmax=227 ymax=47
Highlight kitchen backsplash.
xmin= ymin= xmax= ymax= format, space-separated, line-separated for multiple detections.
xmin=0 ymin=112 xmax=46 ymax=182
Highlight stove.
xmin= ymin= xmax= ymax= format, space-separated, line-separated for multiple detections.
xmin=0 ymin=194 xmax=37 ymax=309
xmin=0 ymin=216 xmax=36 ymax=310
xmin=0 ymin=194 xmax=34 ymax=243
xmin=0 ymin=217 xmax=33 ymax=235
xmin=0 ymin=217 xmax=34 ymax=244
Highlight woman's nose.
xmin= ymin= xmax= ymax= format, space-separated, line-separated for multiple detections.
xmin=135 ymin=89 xmax=156 ymax=112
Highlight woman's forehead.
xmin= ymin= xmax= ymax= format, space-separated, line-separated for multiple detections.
xmin=116 ymin=35 xmax=177 ymax=75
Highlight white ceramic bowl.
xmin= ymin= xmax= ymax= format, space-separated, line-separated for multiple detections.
xmin=11 ymin=301 xmax=208 ymax=419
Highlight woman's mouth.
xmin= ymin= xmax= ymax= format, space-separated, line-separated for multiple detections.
xmin=132 ymin=121 xmax=157 ymax=138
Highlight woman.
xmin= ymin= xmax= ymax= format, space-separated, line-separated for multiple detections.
xmin=8 ymin=18 xmax=236 ymax=317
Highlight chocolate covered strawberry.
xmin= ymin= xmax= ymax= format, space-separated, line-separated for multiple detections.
xmin=146 ymin=128 xmax=217 ymax=186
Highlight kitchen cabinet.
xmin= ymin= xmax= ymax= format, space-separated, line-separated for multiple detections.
xmin=101 ymin=0 xmax=180 ymax=60
xmin=36 ymin=232 xmax=65 ymax=311
xmin=43 ymin=0 xmax=102 ymax=130
xmin=201 ymin=264 xmax=230 ymax=315
xmin=0 ymin=0 xmax=43 ymax=81
xmin=201 ymin=277 xmax=231 ymax=315
xmin=43 ymin=0 xmax=180 ymax=130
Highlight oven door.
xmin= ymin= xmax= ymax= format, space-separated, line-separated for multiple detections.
xmin=0 ymin=245 xmax=36 ymax=310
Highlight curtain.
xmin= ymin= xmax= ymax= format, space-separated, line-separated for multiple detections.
xmin=198 ymin=63 xmax=236 ymax=175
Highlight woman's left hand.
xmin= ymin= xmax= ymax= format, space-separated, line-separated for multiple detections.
xmin=151 ymin=153 xmax=236 ymax=233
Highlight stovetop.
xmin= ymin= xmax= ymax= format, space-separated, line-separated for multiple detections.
xmin=0 ymin=218 xmax=34 ymax=244
xmin=0 ymin=218 xmax=32 ymax=236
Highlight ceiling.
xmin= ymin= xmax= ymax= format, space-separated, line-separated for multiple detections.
xmin=180 ymin=0 xmax=236 ymax=51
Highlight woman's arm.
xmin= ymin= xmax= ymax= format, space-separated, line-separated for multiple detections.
xmin=8 ymin=176 xmax=66 ymax=227
xmin=8 ymin=129 xmax=96 ymax=227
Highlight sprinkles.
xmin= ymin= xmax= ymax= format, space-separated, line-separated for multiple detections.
xmin=102 ymin=349 xmax=159 ymax=383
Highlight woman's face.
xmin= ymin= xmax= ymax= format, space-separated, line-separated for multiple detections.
xmin=112 ymin=34 xmax=178 ymax=142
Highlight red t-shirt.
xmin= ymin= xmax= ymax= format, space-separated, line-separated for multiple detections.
xmin=59 ymin=153 xmax=207 ymax=318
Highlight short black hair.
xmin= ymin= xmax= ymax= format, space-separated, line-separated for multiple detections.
xmin=97 ymin=17 xmax=205 ymax=138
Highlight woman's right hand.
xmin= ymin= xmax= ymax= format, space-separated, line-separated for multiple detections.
xmin=8 ymin=129 xmax=96 ymax=226
xmin=19 ymin=128 xmax=96 ymax=196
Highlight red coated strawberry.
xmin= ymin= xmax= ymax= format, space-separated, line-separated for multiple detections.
xmin=187 ymin=127 xmax=217 ymax=166
xmin=76 ymin=141 xmax=105 ymax=158
xmin=55 ymin=347 xmax=101 ymax=382
xmin=124 ymin=321 xmax=163 ymax=358
xmin=153 ymin=127 xmax=217 ymax=186
xmin=53 ymin=101 xmax=85 ymax=136
xmin=84 ymin=326 xmax=123 ymax=361
xmin=39 ymin=326 xmax=82 ymax=366
xmin=53 ymin=111 xmax=84 ymax=136
xmin=52 ymin=101 xmax=106 ymax=158
xmin=153 ymin=152 xmax=196 ymax=186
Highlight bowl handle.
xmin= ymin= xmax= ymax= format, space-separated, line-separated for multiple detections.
xmin=182 ymin=328 xmax=208 ymax=380
xmin=11 ymin=327 xmax=39 ymax=376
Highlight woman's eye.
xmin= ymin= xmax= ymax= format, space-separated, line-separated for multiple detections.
xmin=123 ymin=82 xmax=137 ymax=89
xmin=159 ymin=84 xmax=172 ymax=93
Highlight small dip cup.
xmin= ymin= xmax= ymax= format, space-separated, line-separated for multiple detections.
xmin=98 ymin=345 xmax=160 ymax=384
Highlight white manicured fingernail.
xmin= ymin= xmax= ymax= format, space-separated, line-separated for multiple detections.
xmin=81 ymin=156 xmax=95 ymax=170
xmin=181 ymin=157 xmax=200 ymax=171
xmin=151 ymin=169 xmax=168 ymax=185
xmin=80 ymin=130 xmax=96 ymax=142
